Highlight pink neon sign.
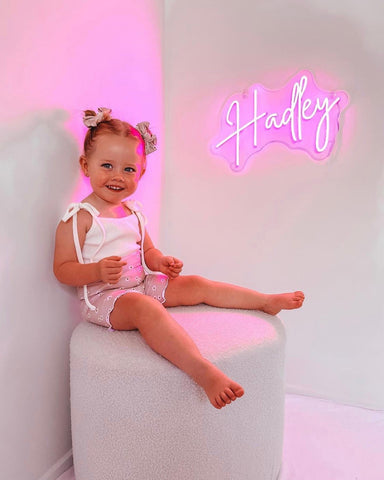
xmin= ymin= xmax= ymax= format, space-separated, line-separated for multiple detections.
xmin=211 ymin=71 xmax=349 ymax=171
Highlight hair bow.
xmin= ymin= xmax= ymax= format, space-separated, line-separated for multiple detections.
xmin=136 ymin=121 xmax=157 ymax=155
xmin=83 ymin=107 xmax=112 ymax=128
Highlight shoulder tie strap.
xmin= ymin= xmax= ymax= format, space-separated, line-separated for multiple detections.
xmin=62 ymin=202 xmax=103 ymax=264
xmin=125 ymin=200 xmax=163 ymax=276
xmin=62 ymin=202 xmax=100 ymax=222
xmin=62 ymin=203 xmax=102 ymax=312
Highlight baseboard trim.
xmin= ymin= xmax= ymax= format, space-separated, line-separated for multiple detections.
xmin=285 ymin=384 xmax=384 ymax=411
xmin=38 ymin=449 xmax=73 ymax=480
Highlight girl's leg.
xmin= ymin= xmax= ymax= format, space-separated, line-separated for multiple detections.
xmin=164 ymin=275 xmax=304 ymax=314
xmin=109 ymin=292 xmax=244 ymax=409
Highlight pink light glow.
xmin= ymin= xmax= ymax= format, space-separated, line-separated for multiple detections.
xmin=211 ymin=71 xmax=349 ymax=171
xmin=1 ymin=1 xmax=163 ymax=239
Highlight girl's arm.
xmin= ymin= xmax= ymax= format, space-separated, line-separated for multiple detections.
xmin=53 ymin=210 xmax=126 ymax=286
xmin=143 ymin=230 xmax=183 ymax=279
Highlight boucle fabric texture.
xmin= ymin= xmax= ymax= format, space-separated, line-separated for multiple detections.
xmin=70 ymin=305 xmax=286 ymax=480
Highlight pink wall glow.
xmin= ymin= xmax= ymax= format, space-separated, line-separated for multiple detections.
xmin=1 ymin=0 xmax=163 ymax=237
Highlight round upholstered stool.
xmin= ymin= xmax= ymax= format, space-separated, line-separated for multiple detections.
xmin=70 ymin=305 xmax=286 ymax=480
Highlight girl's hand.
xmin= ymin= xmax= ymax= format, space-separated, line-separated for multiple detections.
xmin=98 ymin=256 xmax=127 ymax=284
xmin=159 ymin=256 xmax=183 ymax=279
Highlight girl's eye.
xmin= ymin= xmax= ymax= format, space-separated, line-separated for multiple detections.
xmin=125 ymin=167 xmax=136 ymax=173
xmin=101 ymin=163 xmax=112 ymax=169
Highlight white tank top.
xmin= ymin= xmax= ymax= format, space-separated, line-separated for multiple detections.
xmin=82 ymin=214 xmax=141 ymax=263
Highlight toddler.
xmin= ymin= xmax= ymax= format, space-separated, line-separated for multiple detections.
xmin=54 ymin=107 xmax=305 ymax=409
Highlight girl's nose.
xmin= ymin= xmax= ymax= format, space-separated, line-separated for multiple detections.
xmin=112 ymin=171 xmax=124 ymax=181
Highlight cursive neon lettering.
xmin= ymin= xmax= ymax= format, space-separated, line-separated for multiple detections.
xmin=211 ymin=71 xmax=349 ymax=171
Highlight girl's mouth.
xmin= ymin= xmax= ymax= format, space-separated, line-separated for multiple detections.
xmin=107 ymin=185 xmax=124 ymax=191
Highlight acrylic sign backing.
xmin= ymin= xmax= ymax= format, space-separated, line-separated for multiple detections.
xmin=211 ymin=71 xmax=349 ymax=171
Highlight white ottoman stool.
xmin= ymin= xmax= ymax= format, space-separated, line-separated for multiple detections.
xmin=70 ymin=305 xmax=286 ymax=480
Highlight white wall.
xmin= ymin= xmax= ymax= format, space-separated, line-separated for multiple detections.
xmin=162 ymin=0 xmax=384 ymax=409
xmin=0 ymin=2 xmax=163 ymax=479
xmin=0 ymin=112 xmax=80 ymax=480
xmin=1 ymin=2 xmax=383 ymax=478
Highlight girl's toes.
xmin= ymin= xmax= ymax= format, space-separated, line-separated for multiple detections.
xmin=216 ymin=395 xmax=226 ymax=408
xmin=220 ymin=392 xmax=232 ymax=405
xmin=225 ymin=387 xmax=237 ymax=401
xmin=234 ymin=386 xmax=245 ymax=398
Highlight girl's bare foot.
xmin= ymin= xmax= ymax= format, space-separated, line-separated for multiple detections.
xmin=194 ymin=361 xmax=245 ymax=409
xmin=263 ymin=291 xmax=305 ymax=315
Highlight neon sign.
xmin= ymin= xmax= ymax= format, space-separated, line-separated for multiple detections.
xmin=211 ymin=71 xmax=349 ymax=171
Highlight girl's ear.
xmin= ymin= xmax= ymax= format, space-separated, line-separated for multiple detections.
xmin=140 ymin=159 xmax=146 ymax=178
xmin=79 ymin=155 xmax=89 ymax=177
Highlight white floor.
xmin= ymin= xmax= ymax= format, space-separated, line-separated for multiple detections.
xmin=57 ymin=393 xmax=384 ymax=480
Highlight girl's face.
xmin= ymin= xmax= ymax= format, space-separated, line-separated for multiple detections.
xmin=80 ymin=134 xmax=145 ymax=206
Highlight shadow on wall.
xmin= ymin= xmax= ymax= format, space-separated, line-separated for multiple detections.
xmin=0 ymin=109 xmax=81 ymax=479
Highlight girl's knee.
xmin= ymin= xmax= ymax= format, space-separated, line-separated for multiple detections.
xmin=118 ymin=292 xmax=161 ymax=314
xmin=110 ymin=292 xmax=162 ymax=330
xmin=176 ymin=275 xmax=209 ymax=303
xmin=183 ymin=275 xmax=207 ymax=289
xmin=191 ymin=275 xmax=211 ymax=297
